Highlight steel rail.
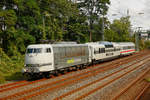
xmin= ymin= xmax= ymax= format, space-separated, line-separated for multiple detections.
xmin=0 ymin=50 xmax=147 ymax=100
xmin=112 ymin=68 xmax=150 ymax=100
xmin=18 ymin=54 xmax=150 ymax=100
xmin=0 ymin=80 xmax=27 ymax=89
xmin=54 ymin=59 xmax=150 ymax=100
xmin=134 ymin=83 xmax=150 ymax=100
xmin=75 ymin=61 xmax=150 ymax=100
xmin=0 ymin=78 xmax=46 ymax=93
xmin=0 ymin=51 xmax=145 ymax=100
xmin=1 ymin=60 xmax=128 ymax=100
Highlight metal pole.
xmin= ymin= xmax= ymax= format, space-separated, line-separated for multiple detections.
xmin=102 ymin=15 xmax=104 ymax=41
xmin=135 ymin=27 xmax=141 ymax=52
xmin=135 ymin=30 xmax=139 ymax=52
xmin=42 ymin=16 xmax=46 ymax=40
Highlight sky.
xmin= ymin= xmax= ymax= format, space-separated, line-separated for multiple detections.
xmin=107 ymin=0 xmax=150 ymax=31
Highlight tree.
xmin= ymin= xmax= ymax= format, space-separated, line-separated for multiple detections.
xmin=92 ymin=17 xmax=110 ymax=41
xmin=105 ymin=16 xmax=132 ymax=42
xmin=0 ymin=0 xmax=88 ymax=55
xmin=78 ymin=0 xmax=110 ymax=41
xmin=63 ymin=14 xmax=89 ymax=43
xmin=0 ymin=0 xmax=36 ymax=55
xmin=39 ymin=0 xmax=80 ymax=41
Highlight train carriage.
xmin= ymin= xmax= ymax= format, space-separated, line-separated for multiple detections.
xmin=99 ymin=42 xmax=121 ymax=60
xmin=119 ymin=42 xmax=135 ymax=56
xmin=86 ymin=42 xmax=121 ymax=63
xmin=52 ymin=44 xmax=89 ymax=70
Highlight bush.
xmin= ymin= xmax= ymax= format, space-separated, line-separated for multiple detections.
xmin=139 ymin=40 xmax=150 ymax=50
xmin=0 ymin=72 xmax=5 ymax=84
xmin=0 ymin=48 xmax=24 ymax=84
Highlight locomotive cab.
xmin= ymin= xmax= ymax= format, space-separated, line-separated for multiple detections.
xmin=22 ymin=44 xmax=54 ymax=77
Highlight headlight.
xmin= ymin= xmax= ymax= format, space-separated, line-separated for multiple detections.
xmin=21 ymin=68 xmax=26 ymax=73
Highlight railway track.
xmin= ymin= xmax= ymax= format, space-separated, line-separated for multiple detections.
xmin=0 ymin=78 xmax=48 ymax=93
xmin=0 ymin=50 xmax=149 ymax=100
xmin=111 ymin=69 xmax=150 ymax=100
xmin=54 ymin=56 xmax=150 ymax=100
xmin=0 ymin=80 xmax=27 ymax=90
xmin=135 ymin=83 xmax=150 ymax=100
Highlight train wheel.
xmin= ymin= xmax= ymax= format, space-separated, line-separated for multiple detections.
xmin=54 ymin=70 xmax=60 ymax=76
xmin=23 ymin=73 xmax=33 ymax=81
xmin=45 ymin=73 xmax=51 ymax=78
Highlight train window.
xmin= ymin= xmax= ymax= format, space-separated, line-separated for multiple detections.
xmin=105 ymin=44 xmax=113 ymax=48
xmin=33 ymin=48 xmax=42 ymax=53
xmin=46 ymin=48 xmax=51 ymax=53
xmin=123 ymin=47 xmax=128 ymax=50
xmin=27 ymin=48 xmax=33 ymax=53
xmin=99 ymin=48 xmax=105 ymax=53
xmin=27 ymin=48 xmax=42 ymax=53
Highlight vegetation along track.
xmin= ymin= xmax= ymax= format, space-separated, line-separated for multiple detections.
xmin=0 ymin=50 xmax=149 ymax=100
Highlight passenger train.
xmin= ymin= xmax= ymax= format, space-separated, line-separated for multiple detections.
xmin=22 ymin=41 xmax=135 ymax=79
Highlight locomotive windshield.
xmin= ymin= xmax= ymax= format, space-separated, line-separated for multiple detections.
xmin=27 ymin=48 xmax=42 ymax=53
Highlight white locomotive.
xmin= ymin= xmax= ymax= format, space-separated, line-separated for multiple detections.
xmin=22 ymin=42 xmax=135 ymax=79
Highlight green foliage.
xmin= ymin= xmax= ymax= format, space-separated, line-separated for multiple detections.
xmin=0 ymin=48 xmax=24 ymax=83
xmin=104 ymin=29 xmax=119 ymax=42
xmin=0 ymin=0 xmax=111 ymax=56
xmin=0 ymin=0 xmax=96 ymax=82
xmin=78 ymin=0 xmax=110 ymax=41
xmin=0 ymin=72 xmax=5 ymax=84
xmin=104 ymin=16 xmax=132 ymax=42
xmin=139 ymin=40 xmax=150 ymax=50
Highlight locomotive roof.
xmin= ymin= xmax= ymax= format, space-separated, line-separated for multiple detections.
xmin=99 ymin=41 xmax=113 ymax=45
xmin=86 ymin=43 xmax=105 ymax=47
xmin=27 ymin=44 xmax=88 ymax=48
xmin=117 ymin=42 xmax=135 ymax=46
